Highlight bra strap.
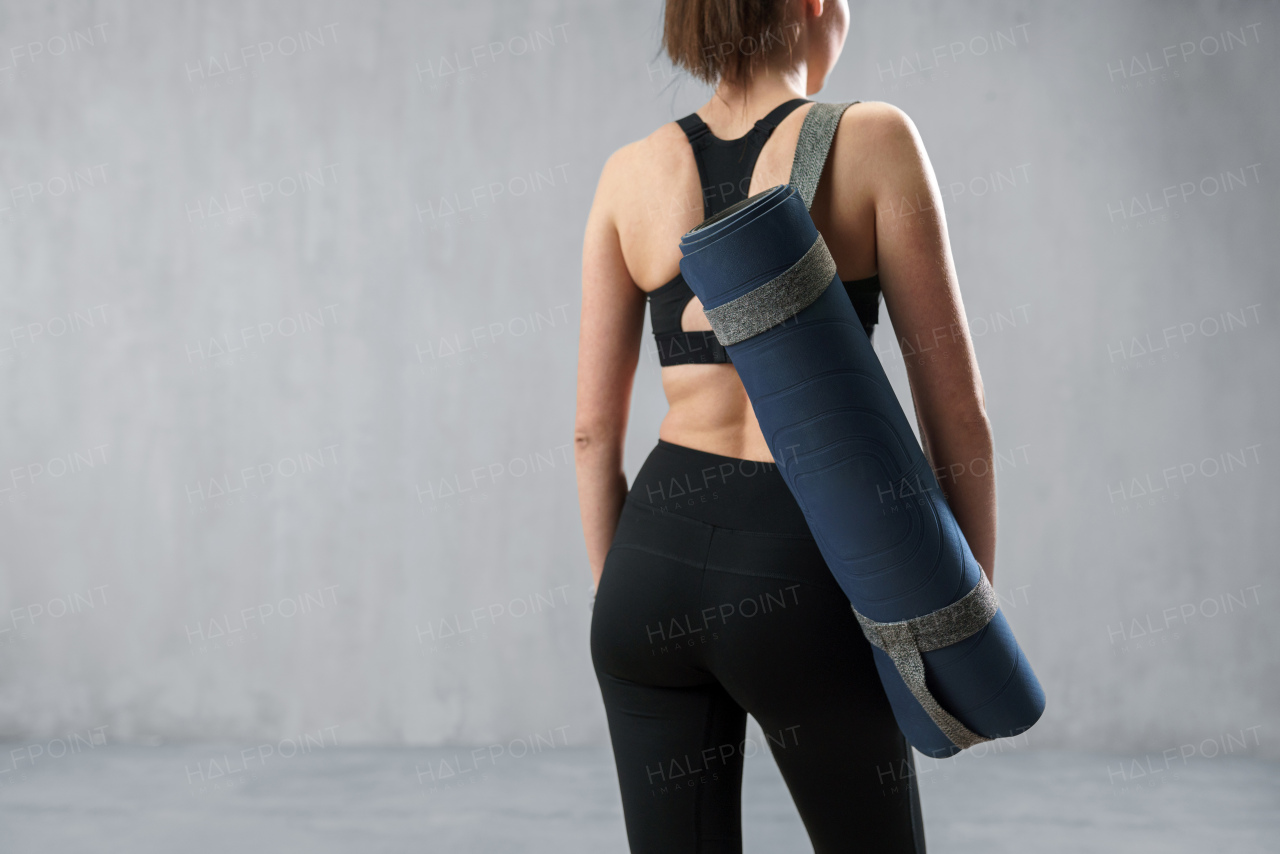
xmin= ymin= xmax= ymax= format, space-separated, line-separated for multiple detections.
xmin=788 ymin=101 xmax=860 ymax=210
xmin=675 ymin=113 xmax=711 ymax=143
xmin=677 ymin=98 xmax=815 ymax=220
xmin=751 ymin=97 xmax=811 ymax=137
xmin=675 ymin=114 xmax=714 ymax=218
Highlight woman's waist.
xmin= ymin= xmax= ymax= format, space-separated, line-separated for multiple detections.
xmin=626 ymin=437 xmax=813 ymax=537
xmin=655 ymin=391 xmax=775 ymax=461
xmin=657 ymin=369 xmax=766 ymax=421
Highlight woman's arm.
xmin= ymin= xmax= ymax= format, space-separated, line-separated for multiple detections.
xmin=863 ymin=103 xmax=997 ymax=585
xmin=574 ymin=150 xmax=648 ymax=591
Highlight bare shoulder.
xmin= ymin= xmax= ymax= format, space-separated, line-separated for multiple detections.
xmin=589 ymin=120 xmax=701 ymax=287
xmin=834 ymin=100 xmax=932 ymax=186
xmin=592 ymin=120 xmax=695 ymax=212
xmin=842 ymin=100 xmax=918 ymax=138
xmin=812 ymin=100 xmax=935 ymax=276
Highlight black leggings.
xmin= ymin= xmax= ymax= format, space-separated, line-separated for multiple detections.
xmin=591 ymin=439 xmax=927 ymax=853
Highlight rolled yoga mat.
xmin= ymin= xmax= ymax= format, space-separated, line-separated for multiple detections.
xmin=676 ymin=111 xmax=1045 ymax=757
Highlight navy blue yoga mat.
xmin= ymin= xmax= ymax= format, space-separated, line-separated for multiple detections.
xmin=678 ymin=183 xmax=1045 ymax=758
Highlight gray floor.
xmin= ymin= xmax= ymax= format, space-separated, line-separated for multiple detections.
xmin=2 ymin=739 xmax=1276 ymax=852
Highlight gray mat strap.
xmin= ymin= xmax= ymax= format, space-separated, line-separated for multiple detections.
xmin=702 ymin=232 xmax=836 ymax=346
xmin=788 ymin=101 xmax=859 ymax=210
xmin=852 ymin=572 xmax=1001 ymax=749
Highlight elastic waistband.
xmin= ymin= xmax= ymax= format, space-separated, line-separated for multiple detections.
xmin=626 ymin=439 xmax=814 ymax=537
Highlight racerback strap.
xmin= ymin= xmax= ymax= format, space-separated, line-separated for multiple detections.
xmin=788 ymin=101 xmax=860 ymax=210
xmin=677 ymin=98 xmax=812 ymax=220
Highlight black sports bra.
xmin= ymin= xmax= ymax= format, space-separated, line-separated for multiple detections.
xmin=650 ymin=98 xmax=881 ymax=366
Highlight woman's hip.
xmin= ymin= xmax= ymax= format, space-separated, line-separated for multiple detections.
xmin=591 ymin=439 xmax=855 ymax=681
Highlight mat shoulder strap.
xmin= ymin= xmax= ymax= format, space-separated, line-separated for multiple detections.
xmin=788 ymin=101 xmax=860 ymax=210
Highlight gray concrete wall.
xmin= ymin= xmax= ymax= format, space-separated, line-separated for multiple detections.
xmin=0 ymin=0 xmax=1275 ymax=758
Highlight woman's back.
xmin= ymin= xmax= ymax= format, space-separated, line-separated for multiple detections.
xmin=599 ymin=95 xmax=888 ymax=461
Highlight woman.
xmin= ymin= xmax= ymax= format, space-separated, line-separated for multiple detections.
xmin=575 ymin=1 xmax=994 ymax=850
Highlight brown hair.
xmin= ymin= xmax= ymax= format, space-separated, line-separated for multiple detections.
xmin=663 ymin=0 xmax=800 ymax=86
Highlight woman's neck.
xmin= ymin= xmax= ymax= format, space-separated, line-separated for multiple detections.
xmin=700 ymin=66 xmax=810 ymax=138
